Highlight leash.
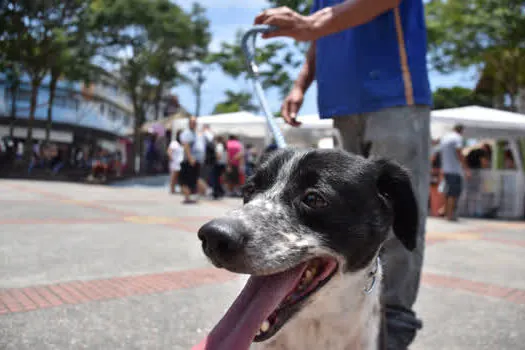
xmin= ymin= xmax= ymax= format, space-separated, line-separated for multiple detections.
xmin=241 ymin=25 xmax=287 ymax=149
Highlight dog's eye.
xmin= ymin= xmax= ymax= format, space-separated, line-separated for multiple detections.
xmin=302 ymin=191 xmax=328 ymax=209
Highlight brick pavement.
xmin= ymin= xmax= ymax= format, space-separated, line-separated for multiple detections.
xmin=1 ymin=179 xmax=524 ymax=349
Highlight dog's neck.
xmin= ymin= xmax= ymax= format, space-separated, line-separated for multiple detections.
xmin=254 ymin=257 xmax=382 ymax=350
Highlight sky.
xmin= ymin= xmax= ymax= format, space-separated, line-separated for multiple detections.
xmin=174 ymin=1 xmax=479 ymax=117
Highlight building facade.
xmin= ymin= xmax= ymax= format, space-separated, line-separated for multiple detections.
xmin=0 ymin=73 xmax=136 ymax=150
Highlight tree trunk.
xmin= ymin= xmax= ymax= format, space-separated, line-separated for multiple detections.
xmin=24 ymin=78 xmax=41 ymax=161
xmin=154 ymin=83 xmax=164 ymax=120
xmin=195 ymin=84 xmax=202 ymax=117
xmin=133 ymin=110 xmax=145 ymax=174
xmin=46 ymin=72 xmax=59 ymax=143
xmin=8 ymin=82 xmax=18 ymax=138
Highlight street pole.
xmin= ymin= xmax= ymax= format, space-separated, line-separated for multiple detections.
xmin=192 ymin=66 xmax=206 ymax=117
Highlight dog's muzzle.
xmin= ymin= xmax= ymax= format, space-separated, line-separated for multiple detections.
xmin=198 ymin=218 xmax=249 ymax=269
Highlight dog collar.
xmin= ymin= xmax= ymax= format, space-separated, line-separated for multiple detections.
xmin=363 ymin=256 xmax=380 ymax=295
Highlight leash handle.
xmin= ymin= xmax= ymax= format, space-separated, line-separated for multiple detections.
xmin=240 ymin=25 xmax=278 ymax=77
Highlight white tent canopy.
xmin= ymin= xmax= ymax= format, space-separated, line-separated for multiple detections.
xmin=173 ymin=111 xmax=335 ymax=139
xmin=431 ymin=106 xmax=525 ymax=140
xmin=175 ymin=106 xmax=525 ymax=142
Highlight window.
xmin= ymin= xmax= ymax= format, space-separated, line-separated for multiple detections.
xmin=16 ymin=89 xmax=32 ymax=103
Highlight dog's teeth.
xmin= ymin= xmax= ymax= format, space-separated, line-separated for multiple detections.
xmin=305 ymin=269 xmax=313 ymax=281
xmin=260 ymin=320 xmax=270 ymax=332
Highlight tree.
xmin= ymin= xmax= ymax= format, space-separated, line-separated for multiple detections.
xmin=90 ymin=0 xmax=210 ymax=172
xmin=266 ymin=0 xmax=312 ymax=14
xmin=432 ymin=87 xmax=492 ymax=110
xmin=44 ymin=1 xmax=99 ymax=143
xmin=212 ymin=90 xmax=259 ymax=114
xmin=426 ymin=0 xmax=525 ymax=110
xmin=3 ymin=64 xmax=21 ymax=138
xmin=0 ymin=0 xmax=93 ymax=159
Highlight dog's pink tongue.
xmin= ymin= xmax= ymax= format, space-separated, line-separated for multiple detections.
xmin=192 ymin=263 xmax=307 ymax=350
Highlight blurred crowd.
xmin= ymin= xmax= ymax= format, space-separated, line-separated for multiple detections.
xmin=0 ymin=137 xmax=123 ymax=182
xmin=167 ymin=116 xmax=263 ymax=204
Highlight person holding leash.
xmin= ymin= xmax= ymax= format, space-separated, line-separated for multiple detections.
xmin=254 ymin=1 xmax=432 ymax=349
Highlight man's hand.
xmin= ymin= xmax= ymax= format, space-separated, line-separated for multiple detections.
xmin=189 ymin=157 xmax=196 ymax=167
xmin=281 ymin=87 xmax=304 ymax=127
xmin=254 ymin=7 xmax=317 ymax=41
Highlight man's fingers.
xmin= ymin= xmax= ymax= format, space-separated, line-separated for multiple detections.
xmin=281 ymin=100 xmax=292 ymax=124
xmin=254 ymin=7 xmax=291 ymax=24
xmin=262 ymin=28 xmax=294 ymax=39
xmin=254 ymin=11 xmax=268 ymax=25
xmin=289 ymin=100 xmax=298 ymax=119
xmin=263 ymin=14 xmax=295 ymax=27
xmin=289 ymin=102 xmax=302 ymax=127
xmin=281 ymin=100 xmax=302 ymax=127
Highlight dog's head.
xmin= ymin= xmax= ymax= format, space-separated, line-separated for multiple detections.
xmin=195 ymin=148 xmax=419 ymax=349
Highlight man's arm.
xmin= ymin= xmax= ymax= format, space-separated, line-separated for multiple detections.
xmin=257 ymin=0 xmax=402 ymax=41
xmin=281 ymin=43 xmax=316 ymax=125
xmin=455 ymin=140 xmax=471 ymax=178
xmin=310 ymin=0 xmax=402 ymax=38
xmin=294 ymin=42 xmax=316 ymax=93
xmin=183 ymin=143 xmax=195 ymax=166
xmin=456 ymin=149 xmax=470 ymax=175
xmin=180 ymin=132 xmax=195 ymax=165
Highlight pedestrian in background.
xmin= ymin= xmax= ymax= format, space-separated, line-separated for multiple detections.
xmin=167 ymin=129 xmax=184 ymax=195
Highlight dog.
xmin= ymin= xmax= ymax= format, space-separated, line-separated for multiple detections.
xmin=193 ymin=148 xmax=419 ymax=350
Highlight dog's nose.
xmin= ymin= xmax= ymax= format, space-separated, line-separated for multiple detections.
xmin=198 ymin=218 xmax=247 ymax=267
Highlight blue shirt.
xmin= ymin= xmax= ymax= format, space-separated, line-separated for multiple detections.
xmin=311 ymin=0 xmax=432 ymax=118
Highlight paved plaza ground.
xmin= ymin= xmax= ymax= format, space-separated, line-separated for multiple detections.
xmin=0 ymin=178 xmax=524 ymax=349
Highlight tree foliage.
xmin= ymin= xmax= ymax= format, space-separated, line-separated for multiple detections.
xmin=0 ymin=0 xmax=93 ymax=158
xmin=432 ymin=87 xmax=492 ymax=110
xmin=426 ymin=0 xmax=525 ymax=110
xmin=89 ymin=0 xmax=211 ymax=169
xmin=1 ymin=0 xmax=210 ymax=170
xmin=207 ymin=30 xmax=296 ymax=101
xmin=212 ymin=90 xmax=259 ymax=114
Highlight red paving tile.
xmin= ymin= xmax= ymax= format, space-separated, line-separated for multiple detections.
xmin=1 ymin=266 xmax=524 ymax=316
xmin=421 ymin=273 xmax=525 ymax=304
xmin=481 ymin=237 xmax=525 ymax=248
xmin=0 ymin=268 xmax=238 ymax=315
xmin=0 ymin=218 xmax=124 ymax=225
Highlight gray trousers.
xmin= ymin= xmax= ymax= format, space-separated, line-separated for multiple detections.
xmin=333 ymin=105 xmax=430 ymax=350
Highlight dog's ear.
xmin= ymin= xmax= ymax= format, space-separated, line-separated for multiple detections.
xmin=372 ymin=158 xmax=419 ymax=251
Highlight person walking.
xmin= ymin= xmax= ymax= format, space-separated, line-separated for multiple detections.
xmin=212 ymin=135 xmax=227 ymax=199
xmin=225 ymin=135 xmax=244 ymax=197
xmin=439 ymin=124 xmax=471 ymax=221
xmin=179 ymin=117 xmax=205 ymax=204
xmin=254 ymin=1 xmax=432 ymax=348
xmin=167 ymin=129 xmax=184 ymax=195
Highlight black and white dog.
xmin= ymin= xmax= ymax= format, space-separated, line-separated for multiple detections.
xmin=193 ymin=148 xmax=419 ymax=350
